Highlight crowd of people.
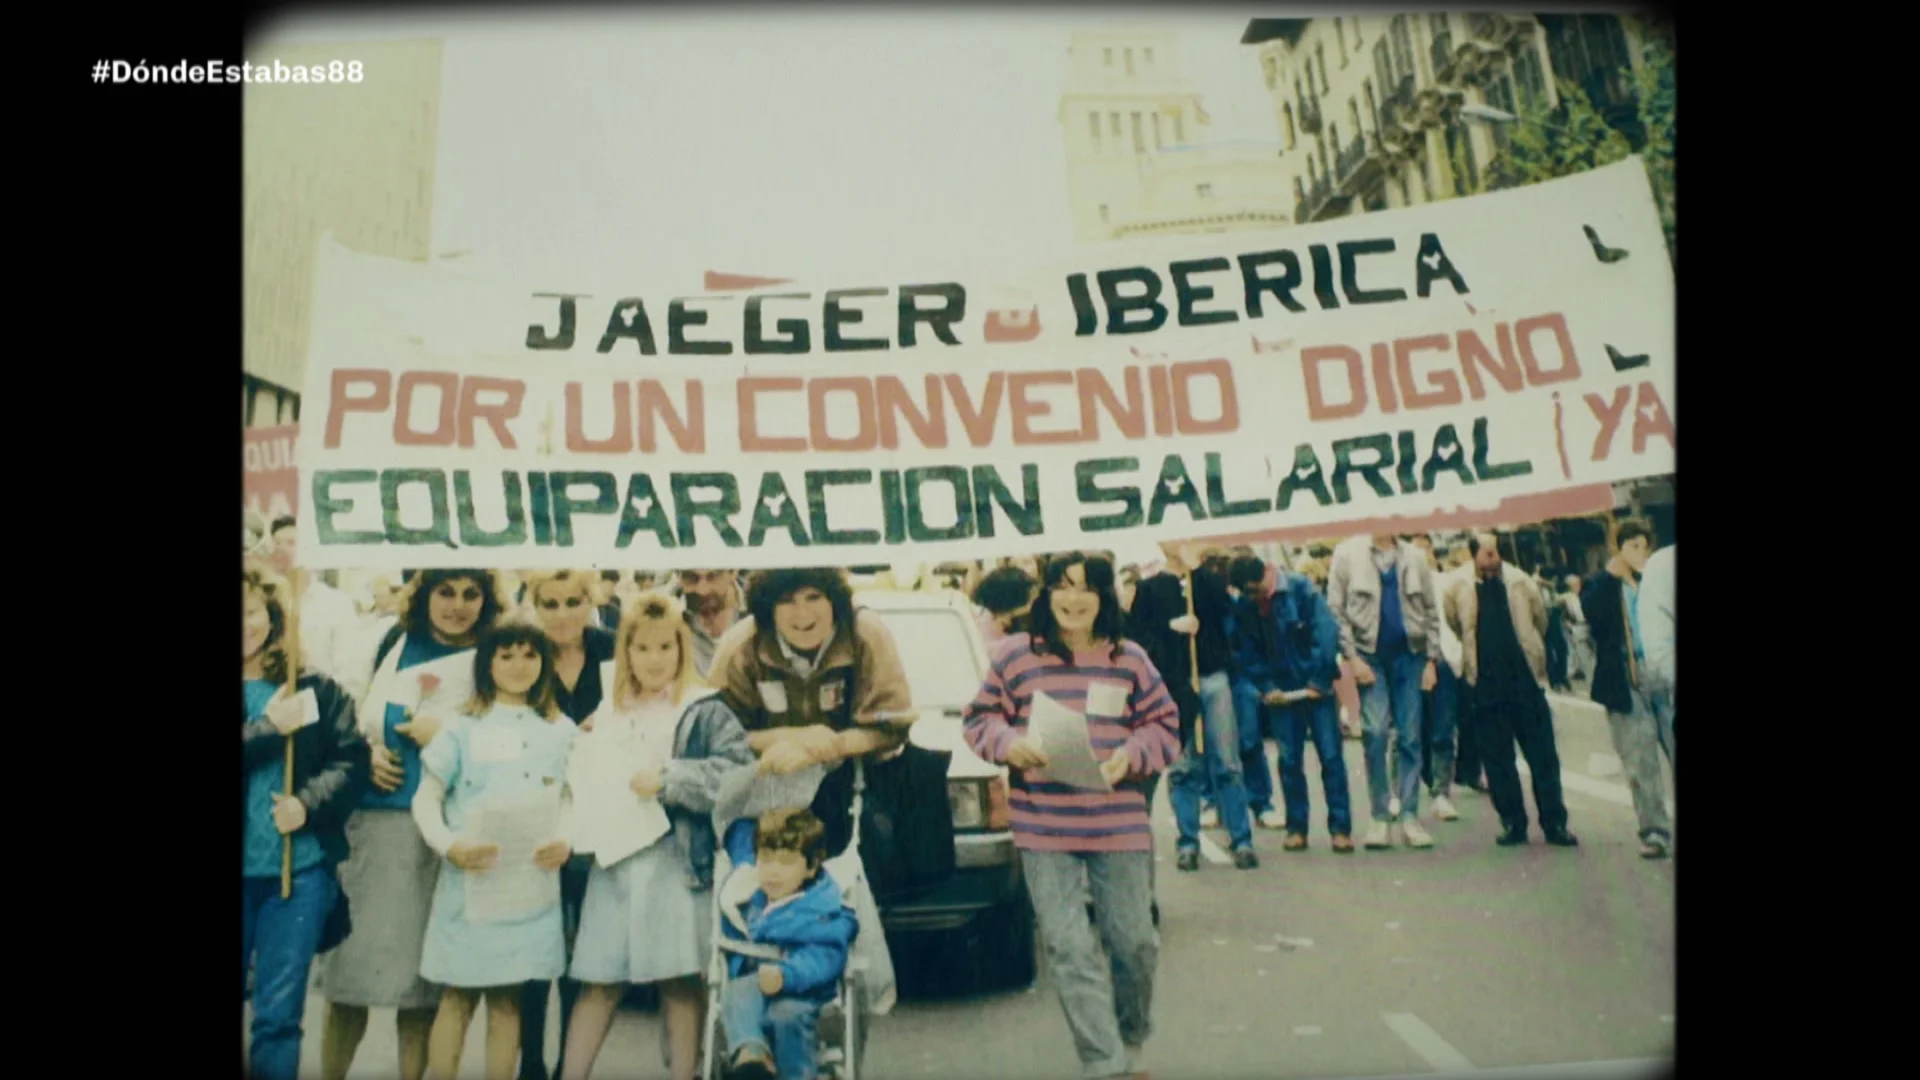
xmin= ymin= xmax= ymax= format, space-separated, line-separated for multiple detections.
xmin=243 ymin=513 xmax=1674 ymax=1080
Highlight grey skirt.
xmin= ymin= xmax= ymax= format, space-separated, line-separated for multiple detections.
xmin=569 ymin=837 xmax=711 ymax=987
xmin=319 ymin=809 xmax=442 ymax=1009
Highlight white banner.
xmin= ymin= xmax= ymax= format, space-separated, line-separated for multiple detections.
xmin=297 ymin=159 xmax=1672 ymax=570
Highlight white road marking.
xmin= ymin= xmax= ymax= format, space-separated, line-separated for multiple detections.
xmin=1382 ymin=1012 xmax=1475 ymax=1072
xmin=1198 ymin=833 xmax=1231 ymax=864
xmin=1293 ymin=1025 xmax=1322 ymax=1036
xmin=1516 ymin=761 xmax=1676 ymax=815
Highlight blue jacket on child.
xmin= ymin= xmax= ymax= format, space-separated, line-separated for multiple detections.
xmin=719 ymin=869 xmax=859 ymax=1003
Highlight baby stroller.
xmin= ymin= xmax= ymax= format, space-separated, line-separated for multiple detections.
xmin=698 ymin=758 xmax=875 ymax=1080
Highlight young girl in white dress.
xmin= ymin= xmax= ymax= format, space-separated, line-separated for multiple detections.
xmin=561 ymin=592 xmax=755 ymax=1080
xmin=411 ymin=621 xmax=577 ymax=1080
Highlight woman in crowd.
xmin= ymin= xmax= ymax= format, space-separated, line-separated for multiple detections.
xmin=705 ymin=567 xmax=915 ymax=861
xmin=516 ymin=570 xmax=618 ymax=1080
xmin=562 ymin=593 xmax=755 ymax=1080
xmin=412 ymin=622 xmax=577 ymax=1080
xmin=243 ymin=569 xmax=369 ymax=1080
xmin=322 ymin=569 xmax=508 ymax=1080
xmin=963 ymin=552 xmax=1180 ymax=1080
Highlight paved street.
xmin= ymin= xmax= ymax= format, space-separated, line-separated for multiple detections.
xmin=254 ymin=694 xmax=1673 ymax=1079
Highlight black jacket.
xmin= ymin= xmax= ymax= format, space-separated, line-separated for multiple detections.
xmin=1579 ymin=570 xmax=1638 ymax=716
xmin=241 ymin=672 xmax=370 ymax=868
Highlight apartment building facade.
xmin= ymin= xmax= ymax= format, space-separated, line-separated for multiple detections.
xmin=243 ymin=37 xmax=445 ymax=430
xmin=1241 ymin=13 xmax=1646 ymax=223
xmin=1058 ymin=29 xmax=1291 ymax=243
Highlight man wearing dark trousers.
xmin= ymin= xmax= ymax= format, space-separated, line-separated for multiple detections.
xmin=1442 ymin=533 xmax=1577 ymax=847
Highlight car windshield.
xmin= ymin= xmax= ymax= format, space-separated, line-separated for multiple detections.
xmin=868 ymin=607 xmax=984 ymax=713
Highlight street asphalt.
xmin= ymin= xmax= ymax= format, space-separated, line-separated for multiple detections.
xmin=252 ymin=693 xmax=1675 ymax=1079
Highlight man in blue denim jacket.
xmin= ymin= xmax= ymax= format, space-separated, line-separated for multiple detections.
xmin=1228 ymin=555 xmax=1355 ymax=854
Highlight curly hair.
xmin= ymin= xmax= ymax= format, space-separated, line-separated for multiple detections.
xmin=243 ymin=568 xmax=296 ymax=685
xmin=397 ymin=569 xmax=508 ymax=641
xmin=744 ymin=567 xmax=855 ymax=651
xmin=611 ymin=590 xmax=704 ymax=707
xmin=755 ymin=807 xmax=829 ymax=869
xmin=1026 ymin=551 xmax=1126 ymax=663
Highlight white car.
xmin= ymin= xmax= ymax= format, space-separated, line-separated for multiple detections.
xmin=854 ymin=587 xmax=1036 ymax=992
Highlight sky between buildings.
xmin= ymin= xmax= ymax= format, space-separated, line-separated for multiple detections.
xmin=256 ymin=6 xmax=1279 ymax=288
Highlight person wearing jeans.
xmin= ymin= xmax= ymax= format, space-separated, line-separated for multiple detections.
xmin=1231 ymin=675 xmax=1282 ymax=828
xmin=965 ymin=553 xmax=1182 ymax=1079
xmin=1327 ymin=536 xmax=1443 ymax=850
xmin=1583 ymin=520 xmax=1674 ymax=858
xmin=1132 ymin=543 xmax=1257 ymax=870
xmin=1228 ymin=555 xmax=1353 ymax=853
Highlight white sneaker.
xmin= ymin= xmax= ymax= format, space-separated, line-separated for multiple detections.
xmin=1126 ymin=1044 xmax=1147 ymax=1072
xmin=1433 ymin=796 xmax=1460 ymax=821
xmin=1388 ymin=796 xmax=1402 ymax=818
xmin=1401 ymin=818 xmax=1434 ymax=848
xmin=1200 ymin=808 xmax=1220 ymax=828
xmin=1258 ymin=809 xmax=1287 ymax=830
xmin=1363 ymin=820 xmax=1391 ymax=848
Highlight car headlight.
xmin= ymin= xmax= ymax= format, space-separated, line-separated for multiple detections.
xmin=948 ymin=779 xmax=988 ymax=830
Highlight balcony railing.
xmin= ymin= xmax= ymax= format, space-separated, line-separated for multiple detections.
xmin=1298 ymin=95 xmax=1323 ymax=135
xmin=1336 ymin=134 xmax=1368 ymax=182
xmin=1385 ymin=72 xmax=1416 ymax=113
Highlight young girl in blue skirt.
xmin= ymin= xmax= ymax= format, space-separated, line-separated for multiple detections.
xmin=412 ymin=621 xmax=577 ymax=1080
xmin=561 ymin=592 xmax=755 ymax=1080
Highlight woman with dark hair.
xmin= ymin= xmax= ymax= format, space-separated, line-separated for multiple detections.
xmin=321 ymin=569 xmax=508 ymax=1080
xmin=243 ymin=569 xmax=369 ymax=1080
xmin=963 ymin=552 xmax=1181 ymax=1080
xmin=705 ymin=566 xmax=915 ymax=861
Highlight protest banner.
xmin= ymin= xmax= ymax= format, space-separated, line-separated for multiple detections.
xmin=297 ymin=158 xmax=1672 ymax=571
xmin=245 ymin=425 xmax=299 ymax=523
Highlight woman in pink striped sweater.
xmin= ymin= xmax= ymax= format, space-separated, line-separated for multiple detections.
xmin=963 ymin=552 xmax=1181 ymax=1080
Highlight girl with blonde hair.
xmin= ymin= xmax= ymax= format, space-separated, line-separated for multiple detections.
xmin=561 ymin=592 xmax=755 ymax=1080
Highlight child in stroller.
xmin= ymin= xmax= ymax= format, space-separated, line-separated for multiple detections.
xmin=712 ymin=809 xmax=859 ymax=1080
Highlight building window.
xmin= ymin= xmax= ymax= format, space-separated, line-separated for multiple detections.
xmin=1089 ymin=111 xmax=1102 ymax=152
xmin=1352 ymin=16 xmax=1363 ymax=47
xmin=1349 ymin=99 xmax=1362 ymax=137
xmin=1364 ymin=79 xmax=1378 ymax=131
xmin=1446 ymin=122 xmax=1478 ymax=195
xmin=1284 ymin=102 xmax=1296 ymax=148
xmin=1316 ymin=44 xmax=1329 ymax=92
xmin=1125 ymin=47 xmax=1135 ymax=76
xmin=1329 ymin=122 xmax=1340 ymax=172
xmin=1374 ymin=40 xmax=1393 ymax=98
xmin=1514 ymin=45 xmax=1547 ymax=111
xmin=1099 ymin=204 xmax=1110 ymax=223
xmin=1316 ymin=131 xmax=1329 ymax=178
xmin=1293 ymin=177 xmax=1306 ymax=202
xmin=1131 ymin=111 xmax=1143 ymax=153
xmin=1145 ymin=46 xmax=1154 ymax=65
xmin=1306 ymin=152 xmax=1317 ymax=182
xmin=1104 ymin=47 xmax=1113 ymax=68
xmin=1174 ymin=112 xmax=1185 ymax=143
xmin=1390 ymin=16 xmax=1415 ymax=83
xmin=1110 ymin=112 xmax=1121 ymax=137
xmin=1152 ymin=111 xmax=1163 ymax=150
xmin=1335 ymin=19 xmax=1348 ymax=65
xmin=1398 ymin=171 xmax=1410 ymax=205
xmin=1197 ymin=183 xmax=1213 ymax=199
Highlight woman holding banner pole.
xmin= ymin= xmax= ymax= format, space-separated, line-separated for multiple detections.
xmin=321 ymin=569 xmax=508 ymax=1080
xmin=243 ymin=569 xmax=368 ymax=1080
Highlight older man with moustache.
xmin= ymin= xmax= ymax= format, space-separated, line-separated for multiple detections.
xmin=1442 ymin=533 xmax=1578 ymax=848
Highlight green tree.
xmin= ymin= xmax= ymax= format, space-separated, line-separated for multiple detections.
xmin=1467 ymin=24 xmax=1675 ymax=260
